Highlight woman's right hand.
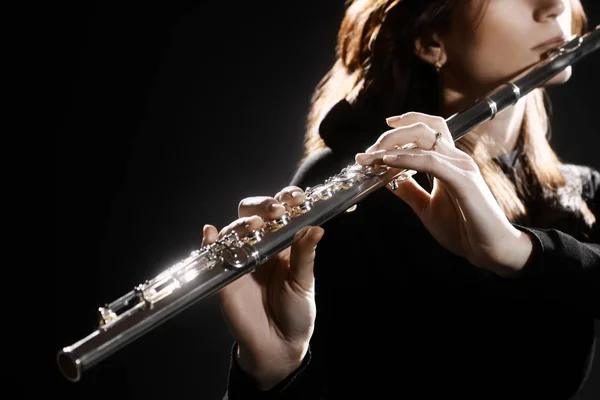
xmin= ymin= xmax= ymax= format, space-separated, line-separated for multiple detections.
xmin=202 ymin=186 xmax=324 ymax=390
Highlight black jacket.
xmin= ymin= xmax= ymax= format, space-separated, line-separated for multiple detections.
xmin=223 ymin=99 xmax=600 ymax=399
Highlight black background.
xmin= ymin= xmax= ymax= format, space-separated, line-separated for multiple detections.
xmin=55 ymin=1 xmax=600 ymax=399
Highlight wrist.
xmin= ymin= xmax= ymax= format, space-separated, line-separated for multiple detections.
xmin=236 ymin=342 xmax=309 ymax=391
xmin=491 ymin=227 xmax=534 ymax=278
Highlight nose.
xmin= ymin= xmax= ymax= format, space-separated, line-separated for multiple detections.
xmin=533 ymin=0 xmax=567 ymax=22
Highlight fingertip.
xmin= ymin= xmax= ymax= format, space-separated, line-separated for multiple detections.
xmin=309 ymin=226 xmax=325 ymax=244
xmin=313 ymin=226 xmax=325 ymax=237
xmin=355 ymin=153 xmax=368 ymax=165
xmin=386 ymin=115 xmax=402 ymax=126
xmin=203 ymin=224 xmax=219 ymax=242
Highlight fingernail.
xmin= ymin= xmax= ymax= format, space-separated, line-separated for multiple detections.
xmin=292 ymin=191 xmax=303 ymax=199
xmin=356 ymin=153 xmax=372 ymax=164
xmin=382 ymin=154 xmax=399 ymax=162
xmin=386 ymin=115 xmax=402 ymax=125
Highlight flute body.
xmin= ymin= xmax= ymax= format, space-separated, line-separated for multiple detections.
xmin=57 ymin=26 xmax=600 ymax=382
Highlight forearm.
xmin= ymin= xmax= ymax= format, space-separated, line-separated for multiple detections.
xmin=483 ymin=225 xmax=535 ymax=278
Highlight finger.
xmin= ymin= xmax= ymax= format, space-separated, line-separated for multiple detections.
xmin=218 ymin=215 xmax=265 ymax=239
xmin=288 ymin=226 xmax=325 ymax=293
xmin=386 ymin=177 xmax=431 ymax=219
xmin=274 ymin=186 xmax=306 ymax=211
xmin=380 ymin=149 xmax=471 ymax=190
xmin=386 ymin=111 xmax=452 ymax=143
xmin=357 ymin=136 xmax=462 ymax=166
xmin=365 ymin=122 xmax=452 ymax=156
xmin=201 ymin=224 xmax=219 ymax=247
xmin=238 ymin=196 xmax=287 ymax=219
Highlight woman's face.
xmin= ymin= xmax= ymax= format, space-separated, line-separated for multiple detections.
xmin=441 ymin=0 xmax=575 ymax=97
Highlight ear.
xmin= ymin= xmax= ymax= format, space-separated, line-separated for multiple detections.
xmin=414 ymin=32 xmax=447 ymax=69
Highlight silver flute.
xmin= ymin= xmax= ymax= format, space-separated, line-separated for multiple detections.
xmin=57 ymin=25 xmax=600 ymax=382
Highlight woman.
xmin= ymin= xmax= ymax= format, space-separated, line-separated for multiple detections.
xmin=203 ymin=0 xmax=599 ymax=398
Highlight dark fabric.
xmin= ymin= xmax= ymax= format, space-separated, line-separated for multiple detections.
xmin=223 ymin=99 xmax=600 ymax=399
xmin=223 ymin=343 xmax=325 ymax=400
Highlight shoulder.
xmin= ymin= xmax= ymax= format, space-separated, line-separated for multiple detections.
xmin=290 ymin=148 xmax=357 ymax=190
xmin=558 ymin=163 xmax=600 ymax=202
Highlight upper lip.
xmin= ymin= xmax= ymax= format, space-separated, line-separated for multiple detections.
xmin=532 ymin=35 xmax=569 ymax=52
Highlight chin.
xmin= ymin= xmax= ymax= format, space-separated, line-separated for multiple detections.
xmin=544 ymin=66 xmax=573 ymax=86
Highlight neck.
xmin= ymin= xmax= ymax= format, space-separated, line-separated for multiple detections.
xmin=441 ymin=87 xmax=527 ymax=158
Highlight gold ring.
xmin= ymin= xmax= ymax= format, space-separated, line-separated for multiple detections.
xmin=430 ymin=132 xmax=442 ymax=151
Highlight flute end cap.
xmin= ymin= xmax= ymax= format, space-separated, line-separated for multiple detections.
xmin=57 ymin=349 xmax=82 ymax=382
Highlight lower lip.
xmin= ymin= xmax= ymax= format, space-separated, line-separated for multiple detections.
xmin=536 ymin=38 xmax=568 ymax=52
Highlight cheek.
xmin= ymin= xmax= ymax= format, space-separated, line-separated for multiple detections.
xmin=446 ymin=19 xmax=538 ymax=90
xmin=444 ymin=1 xmax=541 ymax=90
xmin=448 ymin=35 xmax=533 ymax=91
xmin=470 ymin=37 xmax=532 ymax=80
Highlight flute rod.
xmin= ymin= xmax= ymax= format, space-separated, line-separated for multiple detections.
xmin=56 ymin=25 xmax=600 ymax=383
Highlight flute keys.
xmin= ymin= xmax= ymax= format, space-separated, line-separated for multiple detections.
xmin=291 ymin=199 xmax=312 ymax=215
xmin=265 ymin=212 xmax=290 ymax=231
xmin=222 ymin=245 xmax=250 ymax=269
xmin=98 ymin=307 xmax=117 ymax=326
xmin=242 ymin=229 xmax=263 ymax=244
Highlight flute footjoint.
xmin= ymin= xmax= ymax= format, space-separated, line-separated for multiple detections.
xmin=57 ymin=25 xmax=599 ymax=382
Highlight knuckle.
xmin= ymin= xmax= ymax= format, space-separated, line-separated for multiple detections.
xmin=432 ymin=116 xmax=447 ymax=130
xmin=411 ymin=123 xmax=430 ymax=146
xmin=416 ymin=122 xmax=434 ymax=138
xmin=284 ymin=185 xmax=303 ymax=194
xmin=238 ymin=196 xmax=262 ymax=209
xmin=464 ymin=159 xmax=480 ymax=173
xmin=415 ymin=121 xmax=429 ymax=130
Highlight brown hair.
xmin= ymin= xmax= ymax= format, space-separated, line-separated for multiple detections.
xmin=301 ymin=0 xmax=594 ymax=226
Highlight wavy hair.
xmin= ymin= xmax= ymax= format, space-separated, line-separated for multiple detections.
xmin=301 ymin=0 xmax=593 ymax=226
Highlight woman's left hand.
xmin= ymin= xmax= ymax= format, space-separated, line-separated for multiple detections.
xmin=355 ymin=112 xmax=533 ymax=277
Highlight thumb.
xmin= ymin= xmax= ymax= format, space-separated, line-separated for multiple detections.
xmin=288 ymin=226 xmax=324 ymax=292
xmin=388 ymin=177 xmax=430 ymax=219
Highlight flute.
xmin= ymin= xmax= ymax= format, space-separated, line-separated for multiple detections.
xmin=56 ymin=25 xmax=600 ymax=383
